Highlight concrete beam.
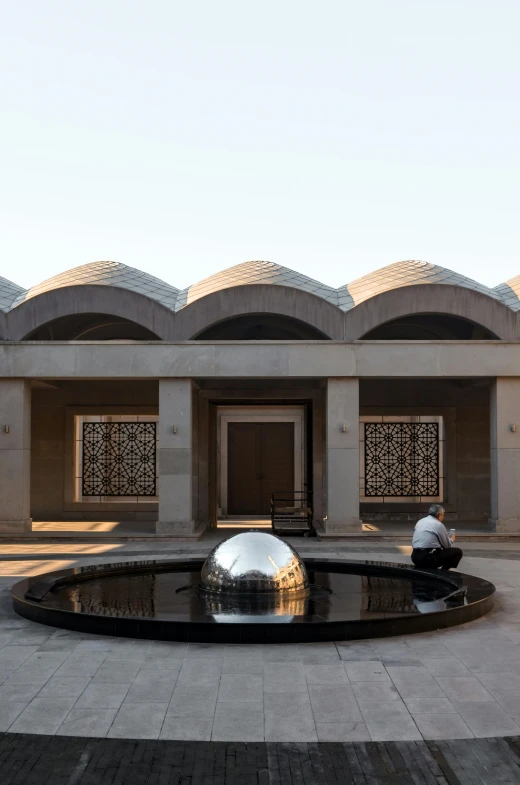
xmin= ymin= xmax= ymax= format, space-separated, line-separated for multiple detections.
xmin=0 ymin=340 xmax=520 ymax=380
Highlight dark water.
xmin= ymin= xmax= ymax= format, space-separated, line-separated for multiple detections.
xmin=46 ymin=567 xmax=459 ymax=623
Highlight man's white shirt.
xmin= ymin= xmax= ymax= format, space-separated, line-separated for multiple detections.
xmin=412 ymin=515 xmax=453 ymax=549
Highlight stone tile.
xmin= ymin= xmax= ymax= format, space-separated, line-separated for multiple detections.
xmin=217 ymin=673 xmax=262 ymax=703
xmin=298 ymin=643 xmax=339 ymax=661
xmin=413 ymin=712 xmax=474 ymax=739
xmin=149 ymin=641 xmax=187 ymax=656
xmin=4 ymin=664 xmax=62 ymax=686
xmin=167 ymin=686 xmax=218 ymax=718
xmin=175 ymin=660 xmax=222 ymax=688
xmin=125 ymin=670 xmax=177 ymax=703
xmin=403 ymin=696 xmax=458 ymax=714
xmin=13 ymin=632 xmax=52 ymax=646
xmin=55 ymin=653 xmax=106 ymax=677
xmin=92 ymin=659 xmax=141 ymax=684
xmin=106 ymin=641 xmax=152 ymax=660
xmin=74 ymin=639 xmax=118 ymax=653
xmin=185 ymin=643 xmax=227 ymax=659
xmin=304 ymin=662 xmax=349 ymax=685
xmin=360 ymin=702 xmax=421 ymax=741
xmin=343 ymin=661 xmax=390 ymax=682
xmin=372 ymin=641 xmax=413 ymax=656
xmin=336 ymin=643 xmax=379 ymax=661
xmin=351 ymin=680 xmax=401 ymax=707
xmin=108 ymin=702 xmax=168 ymax=739
xmin=264 ymin=692 xmax=316 ymax=742
xmin=140 ymin=655 xmax=183 ymax=671
xmin=0 ymin=702 xmax=28 ymax=731
xmin=407 ymin=640 xmax=451 ymax=658
xmin=494 ymin=691 xmax=520 ymax=719
xmin=37 ymin=640 xmax=80 ymax=653
xmin=0 ymin=683 xmax=42 ymax=702
xmin=308 ymin=684 xmax=363 ymax=723
xmin=435 ymin=676 xmax=495 ymax=702
xmin=35 ymin=676 xmax=92 ymax=698
xmin=452 ymin=700 xmax=520 ymax=737
xmin=380 ymin=657 xmax=423 ymax=667
xmin=221 ymin=644 xmax=264 ymax=658
xmin=420 ymin=658 xmax=470 ymax=676
xmin=475 ymin=671 xmax=520 ymax=694
xmin=160 ymin=716 xmax=213 ymax=741
xmin=9 ymin=697 xmax=76 ymax=735
xmin=261 ymin=645 xmax=302 ymax=662
xmin=221 ymin=657 xmax=263 ymax=674
xmin=58 ymin=708 xmax=118 ymax=737
xmin=316 ymin=721 xmax=371 ymax=741
xmin=212 ymin=701 xmax=264 ymax=741
xmin=388 ymin=667 xmax=446 ymax=699
xmin=75 ymin=683 xmax=131 ymax=709
xmin=263 ymin=662 xmax=307 ymax=693
xmin=0 ymin=645 xmax=40 ymax=669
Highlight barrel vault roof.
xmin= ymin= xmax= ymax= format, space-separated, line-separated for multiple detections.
xmin=1 ymin=258 xmax=519 ymax=313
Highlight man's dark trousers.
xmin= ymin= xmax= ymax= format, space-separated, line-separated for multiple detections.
xmin=411 ymin=547 xmax=463 ymax=570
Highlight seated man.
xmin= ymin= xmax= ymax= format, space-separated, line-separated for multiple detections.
xmin=411 ymin=504 xmax=463 ymax=570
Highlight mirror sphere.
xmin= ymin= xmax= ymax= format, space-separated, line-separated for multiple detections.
xmin=200 ymin=531 xmax=309 ymax=595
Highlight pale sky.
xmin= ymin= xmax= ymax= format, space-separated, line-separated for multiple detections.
xmin=1 ymin=1 xmax=519 ymax=291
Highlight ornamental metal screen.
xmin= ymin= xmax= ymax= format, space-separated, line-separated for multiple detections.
xmin=82 ymin=422 xmax=157 ymax=497
xmin=364 ymin=422 xmax=439 ymax=497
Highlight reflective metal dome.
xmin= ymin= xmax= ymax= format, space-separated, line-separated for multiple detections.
xmin=200 ymin=531 xmax=309 ymax=595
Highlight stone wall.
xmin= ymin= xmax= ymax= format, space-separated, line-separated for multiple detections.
xmin=360 ymin=379 xmax=490 ymax=523
xmin=31 ymin=380 xmax=158 ymax=521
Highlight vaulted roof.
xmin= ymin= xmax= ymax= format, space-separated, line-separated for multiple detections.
xmin=1 ymin=258 xmax=518 ymax=313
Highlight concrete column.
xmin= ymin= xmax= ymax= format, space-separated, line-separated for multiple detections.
xmin=490 ymin=378 xmax=520 ymax=531
xmin=325 ymin=378 xmax=361 ymax=533
xmin=157 ymin=379 xmax=196 ymax=535
xmin=0 ymin=380 xmax=31 ymax=533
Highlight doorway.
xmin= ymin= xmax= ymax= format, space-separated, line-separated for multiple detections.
xmin=217 ymin=406 xmax=305 ymax=519
xmin=228 ymin=422 xmax=294 ymax=515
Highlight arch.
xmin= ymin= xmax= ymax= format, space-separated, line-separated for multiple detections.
xmin=361 ymin=313 xmax=499 ymax=340
xmin=23 ymin=313 xmax=160 ymax=341
xmin=194 ymin=313 xmax=329 ymax=340
xmin=7 ymin=285 xmax=176 ymax=341
xmin=174 ymin=284 xmax=343 ymax=340
xmin=344 ymin=284 xmax=515 ymax=341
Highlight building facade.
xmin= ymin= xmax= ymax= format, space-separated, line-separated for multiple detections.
xmin=1 ymin=258 xmax=520 ymax=535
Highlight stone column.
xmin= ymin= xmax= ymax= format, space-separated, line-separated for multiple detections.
xmin=157 ymin=379 xmax=196 ymax=535
xmin=0 ymin=380 xmax=31 ymax=533
xmin=490 ymin=377 xmax=520 ymax=531
xmin=325 ymin=377 xmax=361 ymax=533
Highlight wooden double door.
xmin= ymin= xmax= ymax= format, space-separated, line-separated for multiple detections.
xmin=227 ymin=422 xmax=295 ymax=515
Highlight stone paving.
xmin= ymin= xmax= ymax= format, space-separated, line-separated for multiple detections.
xmin=1 ymin=539 xmax=520 ymax=745
xmin=2 ymin=735 xmax=520 ymax=784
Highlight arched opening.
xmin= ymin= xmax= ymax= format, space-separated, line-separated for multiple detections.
xmin=194 ymin=313 xmax=330 ymax=340
xmin=23 ymin=313 xmax=160 ymax=341
xmin=361 ymin=314 xmax=499 ymax=340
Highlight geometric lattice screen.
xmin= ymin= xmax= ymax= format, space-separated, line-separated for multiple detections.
xmin=82 ymin=422 xmax=157 ymax=497
xmin=364 ymin=422 xmax=439 ymax=497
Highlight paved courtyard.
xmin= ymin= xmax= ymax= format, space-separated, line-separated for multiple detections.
xmin=1 ymin=537 xmax=520 ymax=748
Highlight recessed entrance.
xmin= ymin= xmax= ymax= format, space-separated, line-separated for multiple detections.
xmin=217 ymin=406 xmax=305 ymax=519
xmin=228 ymin=422 xmax=295 ymax=515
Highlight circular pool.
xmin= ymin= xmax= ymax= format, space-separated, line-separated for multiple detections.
xmin=11 ymin=554 xmax=495 ymax=643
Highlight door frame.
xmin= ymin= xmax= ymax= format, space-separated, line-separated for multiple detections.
xmin=217 ymin=406 xmax=305 ymax=518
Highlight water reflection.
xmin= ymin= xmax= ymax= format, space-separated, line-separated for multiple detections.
xmin=46 ymin=566 xmax=462 ymax=623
